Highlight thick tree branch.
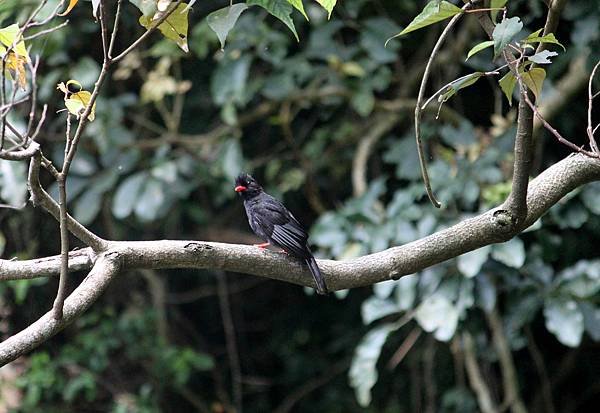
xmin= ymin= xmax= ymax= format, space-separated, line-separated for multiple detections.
xmin=4 ymin=154 xmax=599 ymax=289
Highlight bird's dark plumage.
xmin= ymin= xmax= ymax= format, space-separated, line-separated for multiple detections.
xmin=235 ymin=173 xmax=328 ymax=295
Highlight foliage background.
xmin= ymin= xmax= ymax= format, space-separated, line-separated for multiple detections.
xmin=1 ymin=0 xmax=600 ymax=412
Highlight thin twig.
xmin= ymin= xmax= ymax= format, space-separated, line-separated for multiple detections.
xmin=107 ymin=0 xmax=123 ymax=59
xmin=387 ymin=327 xmax=421 ymax=370
xmin=463 ymin=332 xmax=497 ymax=413
xmin=99 ymin=0 xmax=109 ymax=61
xmin=23 ymin=20 xmax=69 ymax=41
xmin=25 ymin=57 xmax=40 ymax=140
xmin=525 ymin=326 xmax=555 ymax=413
xmin=486 ymin=308 xmax=527 ymax=413
xmin=352 ymin=114 xmax=399 ymax=197
xmin=415 ymin=3 xmax=472 ymax=207
xmin=519 ymin=77 xmax=598 ymax=158
xmin=272 ymin=360 xmax=348 ymax=413
xmin=586 ymin=61 xmax=600 ymax=153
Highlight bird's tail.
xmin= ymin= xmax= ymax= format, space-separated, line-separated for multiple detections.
xmin=305 ymin=256 xmax=328 ymax=295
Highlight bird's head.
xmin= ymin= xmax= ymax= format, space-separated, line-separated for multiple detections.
xmin=234 ymin=173 xmax=262 ymax=198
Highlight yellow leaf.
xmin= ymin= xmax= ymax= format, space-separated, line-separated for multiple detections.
xmin=59 ymin=81 xmax=96 ymax=121
xmin=521 ymin=67 xmax=546 ymax=100
xmin=0 ymin=24 xmax=29 ymax=59
xmin=4 ymin=51 xmax=27 ymax=89
xmin=58 ymin=0 xmax=80 ymax=16
xmin=139 ymin=3 xmax=189 ymax=52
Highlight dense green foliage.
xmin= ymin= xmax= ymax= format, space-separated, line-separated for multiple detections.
xmin=1 ymin=0 xmax=600 ymax=412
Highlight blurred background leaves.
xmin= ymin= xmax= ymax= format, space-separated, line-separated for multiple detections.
xmin=1 ymin=0 xmax=600 ymax=412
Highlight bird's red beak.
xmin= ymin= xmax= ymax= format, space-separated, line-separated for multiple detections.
xmin=234 ymin=185 xmax=247 ymax=192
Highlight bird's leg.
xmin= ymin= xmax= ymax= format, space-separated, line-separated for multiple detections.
xmin=254 ymin=242 xmax=270 ymax=249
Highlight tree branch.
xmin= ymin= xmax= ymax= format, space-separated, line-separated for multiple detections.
xmin=486 ymin=307 xmax=527 ymax=413
xmin=352 ymin=114 xmax=399 ymax=197
xmin=0 ymin=248 xmax=94 ymax=281
xmin=0 ymin=252 xmax=120 ymax=366
xmin=1 ymin=154 xmax=599 ymax=365
xmin=28 ymin=151 xmax=108 ymax=250
xmin=4 ymin=153 xmax=599 ymax=288
xmin=506 ymin=87 xmax=534 ymax=228
xmin=463 ymin=332 xmax=497 ymax=413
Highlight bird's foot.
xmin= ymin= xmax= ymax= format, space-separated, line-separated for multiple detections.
xmin=254 ymin=242 xmax=270 ymax=249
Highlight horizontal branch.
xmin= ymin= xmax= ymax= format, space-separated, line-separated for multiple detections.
xmin=0 ymin=153 xmax=598 ymax=366
xmin=0 ymin=248 xmax=94 ymax=281
xmin=3 ymin=154 xmax=599 ymax=289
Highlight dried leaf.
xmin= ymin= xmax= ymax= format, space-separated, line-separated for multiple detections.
xmin=58 ymin=0 xmax=80 ymax=16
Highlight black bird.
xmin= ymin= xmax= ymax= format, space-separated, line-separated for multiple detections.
xmin=234 ymin=173 xmax=328 ymax=295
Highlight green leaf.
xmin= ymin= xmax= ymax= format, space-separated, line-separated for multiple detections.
xmin=475 ymin=273 xmax=496 ymax=312
xmin=286 ymin=0 xmax=308 ymax=20
xmin=361 ymin=297 xmax=399 ymax=324
xmin=373 ymin=279 xmax=397 ymax=299
xmin=74 ymin=188 xmax=103 ymax=225
xmin=0 ymin=159 xmax=27 ymax=207
xmin=112 ymin=173 xmax=146 ymax=219
xmin=350 ymin=85 xmax=375 ymax=117
xmin=392 ymin=1 xmax=462 ymax=39
xmin=395 ymin=274 xmax=418 ymax=311
xmin=415 ymin=291 xmax=459 ymax=341
xmin=457 ymin=245 xmax=491 ymax=278
xmin=466 ymin=40 xmax=494 ymax=60
xmin=528 ymin=50 xmax=558 ymax=64
xmin=247 ymin=0 xmax=299 ymax=41
xmin=524 ymin=31 xmax=566 ymax=51
xmin=498 ymin=71 xmax=516 ymax=105
xmin=139 ymin=3 xmax=189 ymax=52
xmin=207 ymin=4 xmax=249 ymax=50
xmin=581 ymin=182 xmax=600 ymax=214
xmin=221 ymin=139 xmax=244 ymax=181
xmin=544 ymin=298 xmax=584 ymax=347
xmin=129 ymin=0 xmax=157 ymax=17
xmin=349 ymin=323 xmax=398 ymax=407
xmin=492 ymin=16 xmax=523 ymax=57
xmin=211 ymin=55 xmax=251 ymax=105
xmin=10 ymin=279 xmax=31 ymax=304
xmin=438 ymin=72 xmax=484 ymax=103
xmin=134 ymin=178 xmax=165 ymax=221
xmin=315 ymin=0 xmax=336 ymax=18
xmin=491 ymin=237 xmax=525 ymax=268
xmin=521 ymin=67 xmax=546 ymax=100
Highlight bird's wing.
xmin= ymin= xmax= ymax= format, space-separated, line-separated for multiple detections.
xmin=256 ymin=196 xmax=309 ymax=258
